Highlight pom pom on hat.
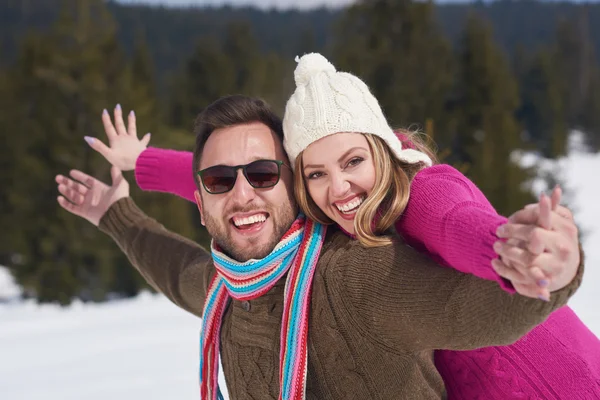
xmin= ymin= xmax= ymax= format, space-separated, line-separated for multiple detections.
xmin=283 ymin=52 xmax=433 ymax=169
xmin=294 ymin=53 xmax=336 ymax=86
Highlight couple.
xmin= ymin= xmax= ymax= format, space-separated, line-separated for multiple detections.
xmin=56 ymin=54 xmax=597 ymax=399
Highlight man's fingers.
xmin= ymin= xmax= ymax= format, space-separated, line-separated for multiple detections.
xmin=58 ymin=183 xmax=84 ymax=205
xmin=55 ymin=174 xmax=89 ymax=196
xmin=57 ymin=196 xmax=81 ymax=214
xmin=113 ymin=104 xmax=127 ymax=135
xmin=531 ymin=253 xmax=563 ymax=277
xmin=101 ymin=109 xmax=118 ymax=139
xmin=555 ymin=204 xmax=574 ymax=221
xmin=84 ymin=137 xmax=112 ymax=160
xmin=127 ymin=110 xmax=137 ymax=137
xmin=493 ymin=241 xmax=549 ymax=283
xmin=69 ymin=169 xmax=96 ymax=189
xmin=491 ymin=259 xmax=530 ymax=284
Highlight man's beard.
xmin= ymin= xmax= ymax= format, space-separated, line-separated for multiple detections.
xmin=204 ymin=203 xmax=297 ymax=262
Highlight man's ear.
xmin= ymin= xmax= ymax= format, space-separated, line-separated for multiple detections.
xmin=194 ymin=190 xmax=205 ymax=226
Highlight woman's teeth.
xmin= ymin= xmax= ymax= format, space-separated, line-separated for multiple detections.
xmin=336 ymin=197 xmax=364 ymax=214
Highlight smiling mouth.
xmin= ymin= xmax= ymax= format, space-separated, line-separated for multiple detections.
xmin=231 ymin=213 xmax=269 ymax=231
xmin=335 ymin=195 xmax=365 ymax=215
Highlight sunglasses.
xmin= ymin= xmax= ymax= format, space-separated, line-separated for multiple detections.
xmin=198 ymin=159 xmax=290 ymax=194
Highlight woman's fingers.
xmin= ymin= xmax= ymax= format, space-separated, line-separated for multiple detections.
xmin=101 ymin=108 xmax=118 ymax=139
xmin=113 ymin=104 xmax=127 ymax=135
xmin=127 ymin=110 xmax=137 ymax=137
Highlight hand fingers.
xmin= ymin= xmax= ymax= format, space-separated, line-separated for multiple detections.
xmin=496 ymin=224 xmax=544 ymax=254
xmin=530 ymin=252 xmax=565 ymax=278
xmin=538 ymin=193 xmax=551 ymax=230
xmin=550 ymin=185 xmax=562 ymax=211
xmin=58 ymin=183 xmax=84 ymax=205
xmin=101 ymin=109 xmax=118 ymax=139
xmin=492 ymin=259 xmax=550 ymax=300
xmin=500 ymin=213 xmax=578 ymax=244
xmin=57 ymin=195 xmax=85 ymax=217
xmin=555 ymin=204 xmax=574 ymax=221
xmin=83 ymin=137 xmax=112 ymax=161
xmin=493 ymin=241 xmax=548 ymax=282
xmin=127 ymin=110 xmax=137 ymax=137
xmin=68 ymin=169 xmax=97 ymax=189
xmin=491 ymin=259 xmax=531 ymax=284
xmin=113 ymin=104 xmax=127 ymax=135
xmin=55 ymin=174 xmax=89 ymax=196
xmin=141 ymin=132 xmax=151 ymax=147
xmin=522 ymin=202 xmax=573 ymax=221
xmin=513 ymin=282 xmax=551 ymax=301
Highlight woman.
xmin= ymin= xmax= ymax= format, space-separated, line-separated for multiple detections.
xmin=84 ymin=55 xmax=598 ymax=398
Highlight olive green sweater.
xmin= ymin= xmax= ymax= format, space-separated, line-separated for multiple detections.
xmin=99 ymin=198 xmax=583 ymax=399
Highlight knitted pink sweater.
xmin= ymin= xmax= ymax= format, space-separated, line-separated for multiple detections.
xmin=135 ymin=147 xmax=600 ymax=399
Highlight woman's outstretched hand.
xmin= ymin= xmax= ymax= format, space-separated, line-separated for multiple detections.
xmin=84 ymin=104 xmax=151 ymax=171
xmin=493 ymin=186 xmax=581 ymax=300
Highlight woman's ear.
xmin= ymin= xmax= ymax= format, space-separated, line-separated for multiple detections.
xmin=194 ymin=190 xmax=205 ymax=226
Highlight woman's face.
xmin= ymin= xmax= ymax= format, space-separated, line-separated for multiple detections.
xmin=302 ymin=132 xmax=376 ymax=234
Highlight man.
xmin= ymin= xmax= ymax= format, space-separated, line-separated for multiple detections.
xmin=56 ymin=95 xmax=583 ymax=399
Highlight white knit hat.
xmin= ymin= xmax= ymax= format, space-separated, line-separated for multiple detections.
xmin=283 ymin=53 xmax=432 ymax=169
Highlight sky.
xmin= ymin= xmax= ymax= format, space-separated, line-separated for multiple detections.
xmin=116 ymin=0 xmax=357 ymax=10
xmin=0 ymin=131 xmax=598 ymax=399
xmin=115 ymin=0 xmax=597 ymax=10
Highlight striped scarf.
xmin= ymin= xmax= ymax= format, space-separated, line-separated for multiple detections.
xmin=200 ymin=215 xmax=327 ymax=400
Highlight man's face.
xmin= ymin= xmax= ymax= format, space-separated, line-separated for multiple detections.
xmin=197 ymin=122 xmax=298 ymax=262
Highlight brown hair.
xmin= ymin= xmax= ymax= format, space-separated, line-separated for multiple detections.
xmin=192 ymin=95 xmax=284 ymax=189
xmin=294 ymin=130 xmax=437 ymax=247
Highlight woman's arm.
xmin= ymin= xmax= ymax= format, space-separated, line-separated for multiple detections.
xmin=135 ymin=147 xmax=197 ymax=203
xmin=396 ymin=164 xmax=514 ymax=291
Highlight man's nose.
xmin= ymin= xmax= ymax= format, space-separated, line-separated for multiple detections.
xmin=229 ymin=169 xmax=256 ymax=204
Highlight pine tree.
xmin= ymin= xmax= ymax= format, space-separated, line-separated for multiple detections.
xmin=168 ymin=35 xmax=235 ymax=130
xmin=553 ymin=11 xmax=595 ymax=128
xmin=3 ymin=0 xmax=153 ymax=304
xmin=454 ymin=15 xmax=535 ymax=216
xmin=517 ymin=49 xmax=567 ymax=158
xmin=581 ymin=68 xmax=600 ymax=151
xmin=333 ymin=0 xmax=455 ymax=148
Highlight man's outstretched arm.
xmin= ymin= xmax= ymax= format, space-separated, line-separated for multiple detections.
xmin=56 ymin=167 xmax=213 ymax=317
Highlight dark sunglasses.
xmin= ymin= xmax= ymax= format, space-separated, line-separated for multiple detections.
xmin=197 ymin=159 xmax=290 ymax=194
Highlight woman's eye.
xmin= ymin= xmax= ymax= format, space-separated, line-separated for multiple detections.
xmin=347 ymin=157 xmax=364 ymax=168
xmin=307 ymin=172 xmax=323 ymax=180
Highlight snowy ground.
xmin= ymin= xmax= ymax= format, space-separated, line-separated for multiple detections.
xmin=1 ymin=134 xmax=598 ymax=399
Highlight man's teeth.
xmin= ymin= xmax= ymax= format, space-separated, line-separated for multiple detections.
xmin=233 ymin=214 xmax=267 ymax=227
xmin=336 ymin=197 xmax=364 ymax=213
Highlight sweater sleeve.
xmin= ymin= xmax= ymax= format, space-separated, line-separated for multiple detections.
xmin=135 ymin=147 xmax=197 ymax=203
xmin=98 ymin=197 xmax=214 ymax=317
xmin=396 ymin=164 xmax=514 ymax=292
xmin=330 ymin=237 xmax=583 ymax=353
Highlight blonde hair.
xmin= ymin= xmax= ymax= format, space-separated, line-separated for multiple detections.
xmin=294 ymin=129 xmax=437 ymax=247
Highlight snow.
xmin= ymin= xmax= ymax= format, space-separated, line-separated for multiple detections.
xmin=1 ymin=132 xmax=598 ymax=399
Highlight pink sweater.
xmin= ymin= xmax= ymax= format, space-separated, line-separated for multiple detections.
xmin=136 ymin=147 xmax=600 ymax=399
